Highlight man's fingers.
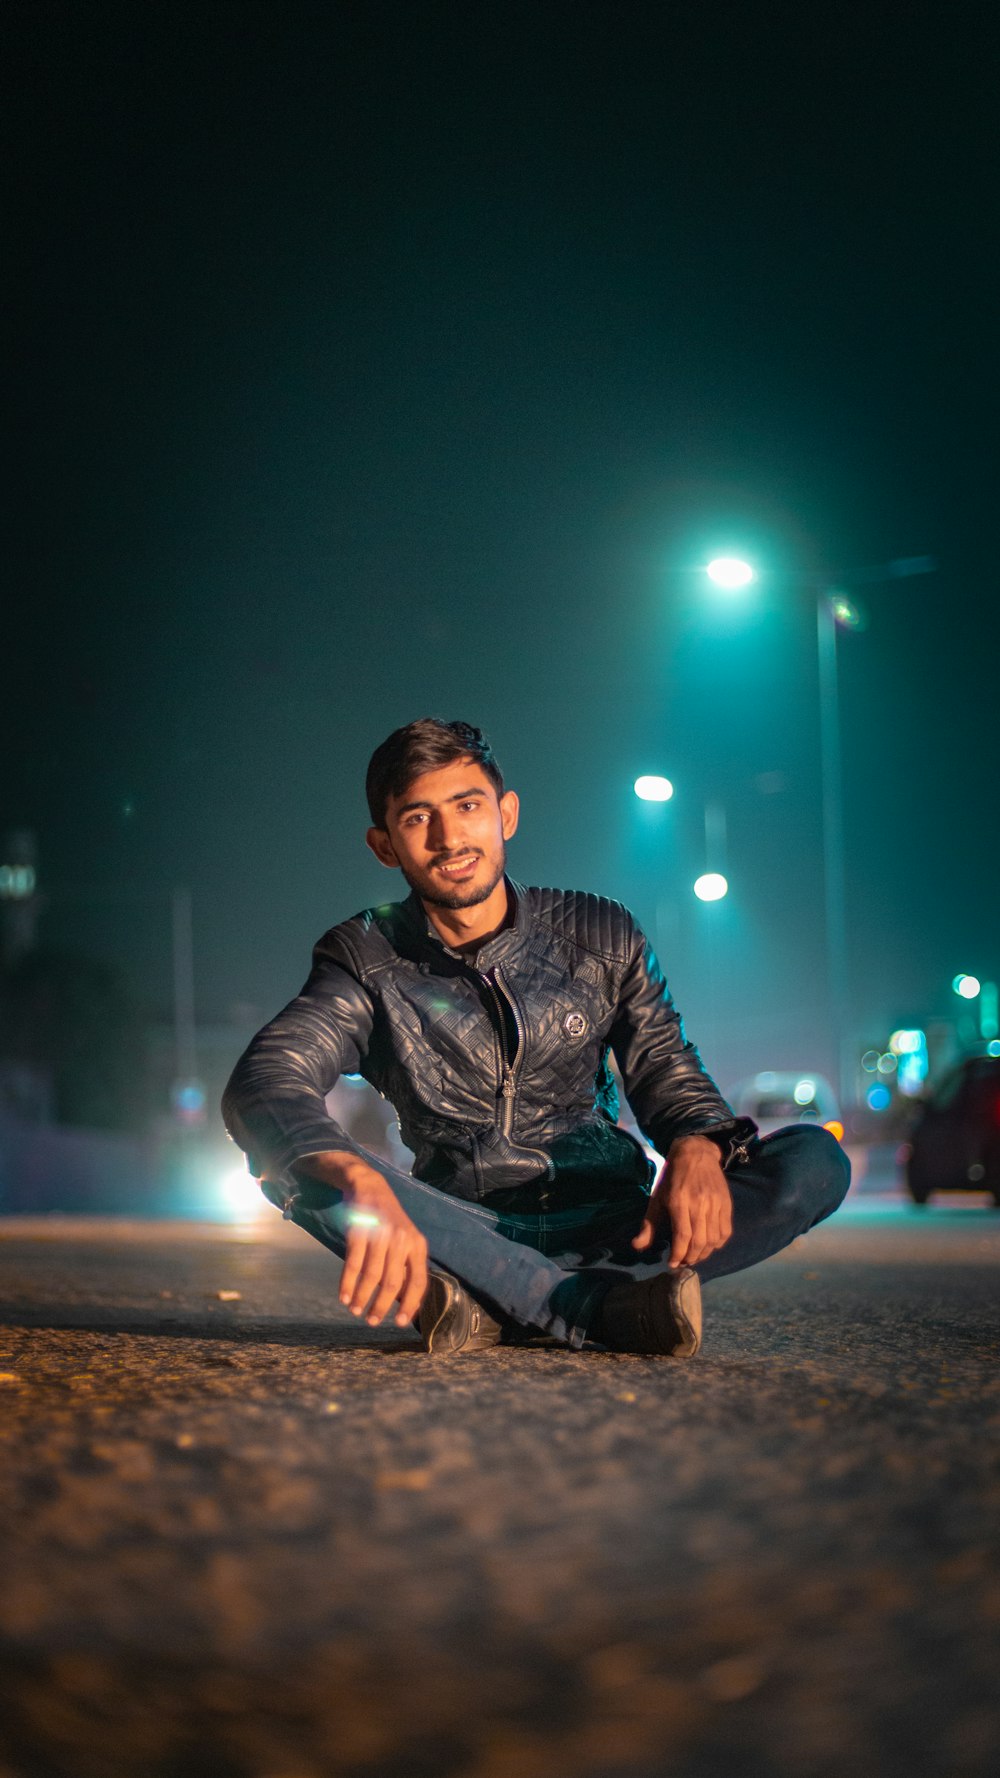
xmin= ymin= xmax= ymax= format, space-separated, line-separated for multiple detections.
xmin=348 ymin=1237 xmax=389 ymax=1314
xmin=396 ymin=1249 xmax=429 ymax=1326
xmin=687 ymin=1207 xmax=710 ymax=1267
xmin=339 ymin=1230 xmax=369 ymax=1305
xmin=668 ymin=1207 xmax=692 ymax=1269
xmin=688 ymin=1213 xmax=720 ymax=1268
xmin=665 ymin=1173 xmax=735 ymax=1267
xmin=367 ymin=1244 xmax=408 ymax=1325
xmin=700 ymin=1204 xmax=722 ymax=1261
xmin=631 ymin=1216 xmax=655 ymax=1251
xmin=701 ymin=1193 xmax=731 ymax=1261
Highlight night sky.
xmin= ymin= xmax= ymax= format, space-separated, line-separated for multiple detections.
xmin=5 ymin=0 xmax=998 ymax=1094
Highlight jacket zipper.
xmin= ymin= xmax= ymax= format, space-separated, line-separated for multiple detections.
xmin=482 ymin=968 xmax=551 ymax=1171
xmin=493 ymin=970 xmax=524 ymax=1139
xmin=479 ymin=973 xmax=511 ymax=1124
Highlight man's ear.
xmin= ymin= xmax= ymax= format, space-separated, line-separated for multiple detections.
xmin=499 ymin=789 xmax=520 ymax=840
xmin=366 ymin=826 xmax=399 ymax=870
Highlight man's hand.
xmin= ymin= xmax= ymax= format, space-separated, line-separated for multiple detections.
xmin=632 ymin=1134 xmax=733 ymax=1269
xmin=297 ymin=1153 xmax=429 ymax=1327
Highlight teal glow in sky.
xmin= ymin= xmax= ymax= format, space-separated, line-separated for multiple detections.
xmin=5 ymin=1 xmax=998 ymax=1098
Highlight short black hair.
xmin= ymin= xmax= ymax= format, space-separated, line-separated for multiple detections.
xmin=365 ymin=719 xmax=504 ymax=828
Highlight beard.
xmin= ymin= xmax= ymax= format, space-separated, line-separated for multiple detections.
xmin=400 ymin=846 xmax=507 ymax=910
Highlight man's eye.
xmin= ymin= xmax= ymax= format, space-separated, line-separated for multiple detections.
xmin=459 ymin=801 xmax=479 ymax=813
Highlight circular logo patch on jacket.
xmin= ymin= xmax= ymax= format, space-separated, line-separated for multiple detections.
xmin=562 ymin=1011 xmax=588 ymax=1039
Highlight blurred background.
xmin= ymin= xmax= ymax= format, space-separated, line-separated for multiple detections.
xmin=4 ymin=0 xmax=998 ymax=1218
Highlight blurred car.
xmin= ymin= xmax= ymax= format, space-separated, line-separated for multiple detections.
xmin=729 ymin=1071 xmax=844 ymax=1141
xmin=904 ymin=1054 xmax=1000 ymax=1206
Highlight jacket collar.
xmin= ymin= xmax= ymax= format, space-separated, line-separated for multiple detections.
xmin=401 ymin=877 xmax=527 ymax=969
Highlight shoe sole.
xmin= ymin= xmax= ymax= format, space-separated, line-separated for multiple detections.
xmin=667 ymin=1267 xmax=702 ymax=1356
xmin=419 ymin=1272 xmax=504 ymax=1355
xmin=419 ymin=1272 xmax=456 ymax=1353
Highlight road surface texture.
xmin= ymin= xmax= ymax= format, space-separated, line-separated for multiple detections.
xmin=0 ymin=1197 xmax=997 ymax=1778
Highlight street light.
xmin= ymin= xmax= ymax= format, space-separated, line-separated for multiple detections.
xmin=952 ymin=974 xmax=981 ymax=1000
xmin=700 ymin=552 xmax=935 ymax=1104
xmin=706 ymin=557 xmax=756 ymax=589
xmin=693 ymin=803 xmax=730 ymax=1064
xmin=634 ymin=774 xmax=674 ymax=802
xmin=701 ymin=555 xmax=851 ymax=1092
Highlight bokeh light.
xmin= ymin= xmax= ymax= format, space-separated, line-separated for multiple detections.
xmin=634 ymin=775 xmax=674 ymax=802
xmin=830 ymin=593 xmax=863 ymax=629
xmin=706 ymin=557 xmax=754 ymax=589
xmin=693 ymin=873 xmax=728 ymax=902
xmin=217 ymin=1164 xmax=266 ymax=1221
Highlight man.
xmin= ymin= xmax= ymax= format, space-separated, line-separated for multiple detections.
xmin=222 ymin=719 xmax=849 ymax=1356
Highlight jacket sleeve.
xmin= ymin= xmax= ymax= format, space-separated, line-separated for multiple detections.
xmin=609 ymin=919 xmax=756 ymax=1162
xmin=221 ymin=938 xmax=376 ymax=1180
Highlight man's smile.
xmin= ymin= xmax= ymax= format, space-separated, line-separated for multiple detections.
xmin=434 ymin=853 xmax=481 ymax=881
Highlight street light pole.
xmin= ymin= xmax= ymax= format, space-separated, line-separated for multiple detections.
xmin=704 ymin=552 xmax=935 ymax=1109
xmin=816 ymin=591 xmax=850 ymax=1105
xmin=699 ymin=800 xmax=729 ymax=1068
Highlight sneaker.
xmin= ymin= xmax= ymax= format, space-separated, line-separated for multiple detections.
xmin=598 ymin=1266 xmax=702 ymax=1357
xmin=418 ymin=1270 xmax=505 ymax=1355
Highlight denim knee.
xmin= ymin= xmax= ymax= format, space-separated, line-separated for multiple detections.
xmin=759 ymin=1123 xmax=851 ymax=1223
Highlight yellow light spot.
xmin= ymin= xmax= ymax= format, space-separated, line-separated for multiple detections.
xmin=375 ymin=1468 xmax=431 ymax=1491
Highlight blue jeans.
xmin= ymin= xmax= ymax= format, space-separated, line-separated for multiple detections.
xmin=263 ymin=1124 xmax=850 ymax=1350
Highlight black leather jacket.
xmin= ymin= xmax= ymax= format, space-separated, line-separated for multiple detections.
xmin=221 ymin=880 xmax=756 ymax=1204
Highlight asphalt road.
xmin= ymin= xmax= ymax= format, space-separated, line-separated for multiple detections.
xmin=0 ymin=1196 xmax=998 ymax=1778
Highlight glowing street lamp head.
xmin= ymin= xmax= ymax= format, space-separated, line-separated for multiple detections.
xmin=830 ymin=593 xmax=863 ymax=629
xmin=706 ymin=557 xmax=754 ymax=590
xmin=634 ymin=775 xmax=674 ymax=802
xmin=953 ymin=974 xmax=981 ymax=1000
xmin=694 ymin=872 xmax=728 ymax=902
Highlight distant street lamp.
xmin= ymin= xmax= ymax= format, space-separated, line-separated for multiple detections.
xmin=952 ymin=974 xmax=981 ymax=1000
xmin=706 ymin=557 xmax=755 ymax=589
xmin=701 ymin=551 xmax=936 ymax=1103
xmin=693 ymin=803 xmax=730 ymax=1061
xmin=634 ymin=778 xmax=726 ymax=895
xmin=952 ymin=973 xmax=998 ymax=1043
xmin=634 ymin=774 xmax=674 ymax=802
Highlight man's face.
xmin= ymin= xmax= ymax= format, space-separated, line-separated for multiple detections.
xmin=366 ymin=757 xmax=519 ymax=910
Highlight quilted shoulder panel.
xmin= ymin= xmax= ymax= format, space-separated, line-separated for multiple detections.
xmin=521 ymin=887 xmax=636 ymax=963
xmin=312 ymin=900 xmax=411 ymax=978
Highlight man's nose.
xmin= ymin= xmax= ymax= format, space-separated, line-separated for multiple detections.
xmin=432 ymin=808 xmax=462 ymax=852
